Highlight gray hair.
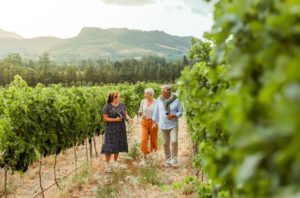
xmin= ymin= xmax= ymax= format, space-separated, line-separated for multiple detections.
xmin=161 ymin=84 xmax=172 ymax=93
xmin=144 ymin=88 xmax=154 ymax=95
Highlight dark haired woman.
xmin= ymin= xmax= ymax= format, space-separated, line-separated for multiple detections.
xmin=101 ymin=91 xmax=133 ymax=173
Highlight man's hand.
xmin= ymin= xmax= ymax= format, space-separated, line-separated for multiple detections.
xmin=167 ymin=114 xmax=177 ymax=120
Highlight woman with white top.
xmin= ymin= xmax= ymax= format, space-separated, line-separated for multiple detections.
xmin=138 ymin=88 xmax=158 ymax=157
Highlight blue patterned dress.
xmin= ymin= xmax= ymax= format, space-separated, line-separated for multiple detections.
xmin=101 ymin=103 xmax=128 ymax=154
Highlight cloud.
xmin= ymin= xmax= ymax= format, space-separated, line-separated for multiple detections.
xmin=186 ymin=0 xmax=215 ymax=15
xmin=163 ymin=0 xmax=214 ymax=16
xmin=101 ymin=0 xmax=155 ymax=6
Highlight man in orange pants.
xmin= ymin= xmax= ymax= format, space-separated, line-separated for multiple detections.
xmin=138 ymin=88 xmax=158 ymax=157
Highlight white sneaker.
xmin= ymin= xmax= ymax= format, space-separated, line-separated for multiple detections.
xmin=104 ymin=163 xmax=111 ymax=173
xmin=169 ymin=158 xmax=179 ymax=167
xmin=163 ymin=158 xmax=171 ymax=167
xmin=112 ymin=161 xmax=127 ymax=169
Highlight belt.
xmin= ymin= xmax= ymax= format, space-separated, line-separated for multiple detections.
xmin=142 ymin=118 xmax=153 ymax=120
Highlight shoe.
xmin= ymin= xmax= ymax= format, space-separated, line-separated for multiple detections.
xmin=163 ymin=158 xmax=171 ymax=167
xmin=104 ymin=163 xmax=111 ymax=173
xmin=112 ymin=161 xmax=127 ymax=169
xmin=169 ymin=158 xmax=179 ymax=167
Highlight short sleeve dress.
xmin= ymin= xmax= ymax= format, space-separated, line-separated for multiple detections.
xmin=101 ymin=103 xmax=128 ymax=154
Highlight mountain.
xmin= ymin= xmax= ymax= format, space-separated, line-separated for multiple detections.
xmin=0 ymin=27 xmax=193 ymax=62
xmin=0 ymin=28 xmax=23 ymax=39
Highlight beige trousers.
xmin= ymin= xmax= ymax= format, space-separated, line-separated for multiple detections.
xmin=161 ymin=127 xmax=178 ymax=160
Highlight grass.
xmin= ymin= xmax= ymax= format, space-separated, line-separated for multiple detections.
xmin=72 ymin=164 xmax=92 ymax=183
xmin=111 ymin=168 xmax=128 ymax=184
xmin=122 ymin=140 xmax=141 ymax=161
xmin=58 ymin=163 xmax=93 ymax=197
xmin=169 ymin=175 xmax=202 ymax=196
xmin=96 ymin=185 xmax=117 ymax=198
xmin=0 ymin=180 xmax=15 ymax=197
xmin=172 ymin=182 xmax=184 ymax=190
xmin=197 ymin=182 xmax=213 ymax=198
xmin=97 ymin=167 xmax=130 ymax=198
xmin=158 ymin=131 xmax=163 ymax=147
xmin=139 ymin=165 xmax=162 ymax=186
xmin=128 ymin=141 xmax=140 ymax=160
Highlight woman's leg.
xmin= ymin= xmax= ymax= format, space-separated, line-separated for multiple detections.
xmin=140 ymin=120 xmax=150 ymax=155
xmin=105 ymin=154 xmax=111 ymax=163
xmin=150 ymin=120 xmax=158 ymax=152
xmin=113 ymin=153 xmax=119 ymax=161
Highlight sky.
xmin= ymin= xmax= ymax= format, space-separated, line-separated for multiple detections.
xmin=0 ymin=0 xmax=214 ymax=39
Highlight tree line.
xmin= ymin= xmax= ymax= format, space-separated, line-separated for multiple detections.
xmin=0 ymin=53 xmax=189 ymax=86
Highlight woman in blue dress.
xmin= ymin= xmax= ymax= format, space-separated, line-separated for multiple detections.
xmin=101 ymin=91 xmax=133 ymax=173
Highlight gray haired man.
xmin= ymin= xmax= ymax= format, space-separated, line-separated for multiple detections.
xmin=152 ymin=85 xmax=183 ymax=167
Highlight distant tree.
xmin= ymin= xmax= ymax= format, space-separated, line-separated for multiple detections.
xmin=3 ymin=53 xmax=22 ymax=66
xmin=156 ymin=64 xmax=167 ymax=83
xmin=182 ymin=55 xmax=189 ymax=66
xmin=0 ymin=54 xmax=187 ymax=86
xmin=65 ymin=66 xmax=77 ymax=83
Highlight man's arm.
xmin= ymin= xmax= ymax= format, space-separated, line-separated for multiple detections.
xmin=167 ymin=99 xmax=183 ymax=120
xmin=152 ymin=101 xmax=159 ymax=123
xmin=175 ymin=100 xmax=183 ymax=118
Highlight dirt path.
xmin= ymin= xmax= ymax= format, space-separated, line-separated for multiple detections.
xmin=1 ymin=116 xmax=197 ymax=198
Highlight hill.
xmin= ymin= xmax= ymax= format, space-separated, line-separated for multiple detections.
xmin=0 ymin=28 xmax=23 ymax=39
xmin=0 ymin=27 xmax=193 ymax=62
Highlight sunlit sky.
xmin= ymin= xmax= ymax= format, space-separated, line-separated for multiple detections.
xmin=0 ymin=0 xmax=213 ymax=38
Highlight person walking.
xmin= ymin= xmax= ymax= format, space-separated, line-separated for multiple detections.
xmin=138 ymin=88 xmax=158 ymax=162
xmin=152 ymin=85 xmax=183 ymax=167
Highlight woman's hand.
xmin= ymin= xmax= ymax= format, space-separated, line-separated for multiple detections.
xmin=115 ymin=117 xmax=123 ymax=122
xmin=103 ymin=114 xmax=123 ymax=122
xmin=128 ymin=118 xmax=133 ymax=127
xmin=152 ymin=122 xmax=157 ymax=129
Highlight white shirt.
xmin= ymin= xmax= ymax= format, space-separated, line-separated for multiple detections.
xmin=138 ymin=99 xmax=156 ymax=119
xmin=152 ymin=95 xmax=183 ymax=130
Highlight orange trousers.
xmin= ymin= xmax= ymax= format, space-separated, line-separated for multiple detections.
xmin=140 ymin=119 xmax=158 ymax=155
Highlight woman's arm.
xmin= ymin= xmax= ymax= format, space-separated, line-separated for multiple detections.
xmin=103 ymin=114 xmax=122 ymax=122
xmin=138 ymin=100 xmax=143 ymax=116
xmin=124 ymin=111 xmax=133 ymax=126
xmin=124 ymin=111 xmax=131 ymax=121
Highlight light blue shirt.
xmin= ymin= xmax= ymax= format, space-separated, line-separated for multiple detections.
xmin=152 ymin=95 xmax=183 ymax=130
